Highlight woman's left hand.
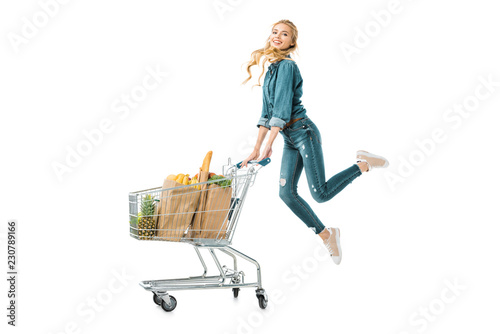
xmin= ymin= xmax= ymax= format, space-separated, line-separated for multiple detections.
xmin=258 ymin=144 xmax=273 ymax=161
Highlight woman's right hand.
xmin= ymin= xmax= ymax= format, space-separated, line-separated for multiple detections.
xmin=241 ymin=148 xmax=260 ymax=168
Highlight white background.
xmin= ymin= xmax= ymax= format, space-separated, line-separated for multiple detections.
xmin=1 ymin=0 xmax=500 ymax=333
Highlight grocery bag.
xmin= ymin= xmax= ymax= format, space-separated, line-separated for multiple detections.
xmin=186 ymin=171 xmax=210 ymax=239
xmin=200 ymin=183 xmax=232 ymax=239
xmin=156 ymin=178 xmax=201 ymax=242
xmin=188 ymin=171 xmax=233 ymax=240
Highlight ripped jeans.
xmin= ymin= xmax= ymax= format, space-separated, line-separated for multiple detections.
xmin=279 ymin=117 xmax=363 ymax=234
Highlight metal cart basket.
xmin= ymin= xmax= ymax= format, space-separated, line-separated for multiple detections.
xmin=129 ymin=158 xmax=271 ymax=312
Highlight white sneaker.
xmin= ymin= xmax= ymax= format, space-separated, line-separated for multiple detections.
xmin=356 ymin=150 xmax=389 ymax=172
xmin=323 ymin=227 xmax=342 ymax=265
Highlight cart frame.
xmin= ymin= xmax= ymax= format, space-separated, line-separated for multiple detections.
xmin=129 ymin=158 xmax=271 ymax=312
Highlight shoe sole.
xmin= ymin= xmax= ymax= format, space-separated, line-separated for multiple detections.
xmin=356 ymin=150 xmax=389 ymax=168
xmin=332 ymin=227 xmax=342 ymax=265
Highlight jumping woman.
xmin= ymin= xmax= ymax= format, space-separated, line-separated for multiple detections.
xmin=240 ymin=19 xmax=390 ymax=265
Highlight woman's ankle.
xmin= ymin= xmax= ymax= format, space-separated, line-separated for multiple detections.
xmin=319 ymin=227 xmax=330 ymax=240
xmin=357 ymin=161 xmax=369 ymax=173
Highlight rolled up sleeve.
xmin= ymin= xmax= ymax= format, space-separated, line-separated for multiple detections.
xmin=257 ymin=91 xmax=271 ymax=129
xmin=268 ymin=62 xmax=295 ymax=129
xmin=269 ymin=116 xmax=286 ymax=129
xmin=257 ymin=116 xmax=269 ymax=129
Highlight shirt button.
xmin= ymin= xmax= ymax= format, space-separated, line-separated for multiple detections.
xmin=302 ymin=125 xmax=306 ymax=129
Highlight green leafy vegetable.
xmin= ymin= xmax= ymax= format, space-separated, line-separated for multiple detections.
xmin=208 ymin=175 xmax=232 ymax=188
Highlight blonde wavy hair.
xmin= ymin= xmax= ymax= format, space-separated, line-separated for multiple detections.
xmin=241 ymin=19 xmax=299 ymax=89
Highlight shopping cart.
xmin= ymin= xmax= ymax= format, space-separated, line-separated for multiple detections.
xmin=129 ymin=157 xmax=271 ymax=312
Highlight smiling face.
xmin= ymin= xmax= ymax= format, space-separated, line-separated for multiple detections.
xmin=269 ymin=23 xmax=295 ymax=50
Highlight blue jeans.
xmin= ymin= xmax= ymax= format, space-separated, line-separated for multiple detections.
xmin=279 ymin=117 xmax=363 ymax=234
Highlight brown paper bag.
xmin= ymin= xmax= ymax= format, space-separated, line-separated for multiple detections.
xmin=187 ymin=171 xmax=210 ymax=239
xmin=188 ymin=171 xmax=232 ymax=240
xmin=156 ymin=178 xmax=201 ymax=242
xmin=200 ymin=184 xmax=232 ymax=239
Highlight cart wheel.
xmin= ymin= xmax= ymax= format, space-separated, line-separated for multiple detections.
xmin=153 ymin=293 xmax=162 ymax=305
xmin=161 ymin=295 xmax=177 ymax=312
xmin=257 ymin=295 xmax=267 ymax=309
xmin=233 ymin=288 xmax=240 ymax=298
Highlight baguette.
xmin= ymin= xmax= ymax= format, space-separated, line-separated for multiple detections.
xmin=201 ymin=151 xmax=213 ymax=172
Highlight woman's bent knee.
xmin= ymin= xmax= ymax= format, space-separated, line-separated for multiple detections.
xmin=311 ymin=190 xmax=327 ymax=203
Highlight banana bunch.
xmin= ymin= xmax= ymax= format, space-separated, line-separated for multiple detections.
xmin=190 ymin=176 xmax=200 ymax=190
xmin=166 ymin=173 xmax=200 ymax=190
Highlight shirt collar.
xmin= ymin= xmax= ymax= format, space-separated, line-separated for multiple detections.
xmin=270 ymin=54 xmax=292 ymax=68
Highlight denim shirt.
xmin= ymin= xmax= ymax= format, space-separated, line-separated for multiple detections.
xmin=257 ymin=55 xmax=308 ymax=129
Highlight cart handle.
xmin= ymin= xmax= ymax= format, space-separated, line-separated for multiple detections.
xmin=236 ymin=158 xmax=271 ymax=169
